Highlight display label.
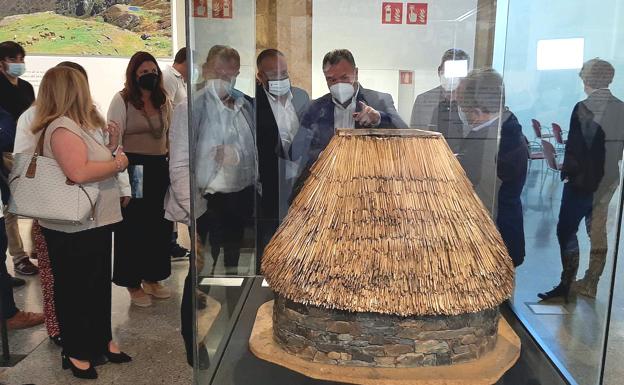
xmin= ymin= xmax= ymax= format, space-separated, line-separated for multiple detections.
xmin=213 ymin=0 xmax=233 ymax=19
xmin=382 ymin=2 xmax=403 ymax=24
xmin=407 ymin=3 xmax=428 ymax=25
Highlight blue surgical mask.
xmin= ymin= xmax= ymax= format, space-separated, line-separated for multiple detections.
xmin=6 ymin=62 xmax=25 ymax=78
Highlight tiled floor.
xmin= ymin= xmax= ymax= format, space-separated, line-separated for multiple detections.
xmin=513 ymin=164 xmax=623 ymax=385
xmin=0 ymin=222 xmax=194 ymax=385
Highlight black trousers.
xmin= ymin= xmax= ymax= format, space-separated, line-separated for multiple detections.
xmin=113 ymin=154 xmax=173 ymax=288
xmin=0 ymin=219 xmax=18 ymax=320
xmin=203 ymin=187 xmax=254 ymax=268
xmin=43 ymin=226 xmax=113 ymax=361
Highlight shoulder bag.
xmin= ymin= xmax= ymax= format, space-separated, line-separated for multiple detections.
xmin=7 ymin=124 xmax=100 ymax=225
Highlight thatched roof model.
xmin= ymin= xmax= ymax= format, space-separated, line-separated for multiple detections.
xmin=262 ymin=129 xmax=514 ymax=316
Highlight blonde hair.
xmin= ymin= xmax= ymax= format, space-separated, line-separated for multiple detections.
xmin=31 ymin=66 xmax=105 ymax=134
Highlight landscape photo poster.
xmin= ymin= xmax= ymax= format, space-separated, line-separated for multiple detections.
xmin=0 ymin=0 xmax=173 ymax=58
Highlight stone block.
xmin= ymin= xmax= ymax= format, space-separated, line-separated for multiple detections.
xmin=327 ymin=351 xmax=341 ymax=360
xmin=453 ymin=344 xmax=473 ymax=355
xmin=374 ymin=356 xmax=398 ymax=366
xmin=415 ymin=340 xmax=450 ymax=354
xmin=348 ymin=349 xmax=375 ymax=363
xmin=436 ymin=353 xmax=452 ymax=365
xmin=327 ymin=321 xmax=352 ymax=334
xmin=298 ymin=346 xmax=317 ymax=360
xmin=396 ymin=353 xmax=425 ymax=367
xmin=422 ymin=354 xmax=437 ymax=366
xmin=368 ymin=335 xmax=385 ymax=345
xmin=340 ymin=353 xmax=352 ymax=361
xmin=362 ymin=345 xmax=386 ymax=357
xmin=350 ymin=340 xmax=369 ymax=347
xmin=461 ymin=334 xmax=478 ymax=345
xmin=338 ymin=334 xmax=353 ymax=342
xmin=415 ymin=327 xmax=476 ymax=340
xmin=383 ymin=344 xmax=413 ymax=356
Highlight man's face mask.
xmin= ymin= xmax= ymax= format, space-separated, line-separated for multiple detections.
xmin=330 ymin=82 xmax=355 ymax=104
xmin=268 ymin=77 xmax=291 ymax=97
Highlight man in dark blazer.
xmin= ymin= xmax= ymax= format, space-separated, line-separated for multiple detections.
xmin=541 ymin=59 xmax=624 ymax=300
xmin=456 ymin=68 xmax=529 ymax=268
xmin=291 ymin=49 xmax=407 ymax=172
xmin=410 ymin=48 xmax=470 ymax=153
xmin=254 ymin=49 xmax=310 ymax=265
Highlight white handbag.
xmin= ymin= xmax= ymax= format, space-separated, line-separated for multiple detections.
xmin=7 ymin=126 xmax=100 ymax=225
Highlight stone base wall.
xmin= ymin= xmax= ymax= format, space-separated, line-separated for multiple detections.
xmin=273 ymin=295 xmax=499 ymax=368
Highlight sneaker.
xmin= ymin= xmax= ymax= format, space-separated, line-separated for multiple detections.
xmin=6 ymin=311 xmax=44 ymax=330
xmin=10 ymin=275 xmax=25 ymax=287
xmin=171 ymin=244 xmax=190 ymax=261
xmin=128 ymin=289 xmax=152 ymax=307
xmin=142 ymin=281 xmax=171 ymax=299
xmin=15 ymin=259 xmax=39 ymax=276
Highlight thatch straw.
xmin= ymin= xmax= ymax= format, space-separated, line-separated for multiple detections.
xmin=262 ymin=129 xmax=514 ymax=317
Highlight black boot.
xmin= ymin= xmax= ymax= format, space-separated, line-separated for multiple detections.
xmin=538 ymin=283 xmax=570 ymax=303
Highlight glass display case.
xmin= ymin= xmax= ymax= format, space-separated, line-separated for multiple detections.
xmin=181 ymin=1 xmax=624 ymax=384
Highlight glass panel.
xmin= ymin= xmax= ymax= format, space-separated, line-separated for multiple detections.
xmin=187 ymin=0 xmax=511 ymax=381
xmin=503 ymin=1 xmax=624 ymax=384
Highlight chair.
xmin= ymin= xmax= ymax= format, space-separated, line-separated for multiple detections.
xmin=551 ymin=122 xmax=567 ymax=154
xmin=541 ymin=139 xmax=563 ymax=173
xmin=526 ymin=139 xmax=545 ymax=171
xmin=531 ymin=119 xmax=554 ymax=139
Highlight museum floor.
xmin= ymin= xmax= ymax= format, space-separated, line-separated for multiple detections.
xmin=0 ymin=164 xmax=623 ymax=384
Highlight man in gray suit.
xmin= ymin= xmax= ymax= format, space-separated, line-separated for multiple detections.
xmin=292 ymin=49 xmax=407 ymax=170
xmin=255 ymin=49 xmax=310 ymax=263
xmin=410 ymin=49 xmax=470 ymax=153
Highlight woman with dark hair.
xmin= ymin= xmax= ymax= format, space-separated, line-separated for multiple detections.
xmin=108 ymin=51 xmax=173 ymax=307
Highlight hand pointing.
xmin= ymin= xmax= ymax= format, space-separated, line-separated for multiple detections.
xmin=353 ymin=101 xmax=381 ymax=127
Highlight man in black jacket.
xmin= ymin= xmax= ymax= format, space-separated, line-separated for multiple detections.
xmin=255 ymin=49 xmax=309 ymax=267
xmin=456 ymin=68 xmax=529 ymax=267
xmin=539 ymin=60 xmax=611 ymax=301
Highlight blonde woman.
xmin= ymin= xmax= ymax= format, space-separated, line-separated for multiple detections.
xmin=33 ymin=67 xmax=131 ymax=379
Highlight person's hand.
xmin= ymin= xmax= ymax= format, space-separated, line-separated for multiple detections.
xmin=353 ymin=101 xmax=381 ymax=127
xmin=214 ymin=145 xmax=239 ymax=166
xmin=104 ymin=120 xmax=121 ymax=152
xmin=120 ymin=196 xmax=131 ymax=208
xmin=115 ymin=146 xmax=129 ymax=171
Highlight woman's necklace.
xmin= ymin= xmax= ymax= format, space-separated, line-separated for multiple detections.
xmin=141 ymin=107 xmax=165 ymax=139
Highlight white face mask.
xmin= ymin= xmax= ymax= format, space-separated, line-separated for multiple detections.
xmin=207 ymin=77 xmax=236 ymax=99
xmin=268 ymin=78 xmax=291 ymax=96
xmin=330 ymin=82 xmax=355 ymax=104
xmin=440 ymin=75 xmax=460 ymax=92
xmin=5 ymin=62 xmax=25 ymax=78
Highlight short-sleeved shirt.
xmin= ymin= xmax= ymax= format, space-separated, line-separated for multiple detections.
xmin=0 ymin=74 xmax=35 ymax=121
xmin=39 ymin=116 xmax=122 ymax=233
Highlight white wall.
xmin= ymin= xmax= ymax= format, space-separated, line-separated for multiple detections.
xmin=500 ymin=0 xmax=624 ymax=137
xmin=22 ymin=56 xmax=173 ymax=117
xmin=188 ymin=0 xmax=256 ymax=96
xmin=312 ymin=0 xmax=478 ymax=121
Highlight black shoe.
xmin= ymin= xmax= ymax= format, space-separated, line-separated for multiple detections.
xmin=538 ymin=283 xmax=570 ymax=303
xmin=49 ymin=335 xmax=62 ymax=347
xmin=171 ymin=244 xmax=190 ymax=261
xmin=62 ymin=355 xmax=97 ymax=379
xmin=10 ymin=275 xmax=25 ymax=287
xmin=104 ymin=350 xmax=132 ymax=364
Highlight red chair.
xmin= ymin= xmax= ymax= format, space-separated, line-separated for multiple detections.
xmin=531 ymin=119 xmax=554 ymax=139
xmin=541 ymin=139 xmax=563 ymax=173
xmin=551 ymin=123 xmax=566 ymax=144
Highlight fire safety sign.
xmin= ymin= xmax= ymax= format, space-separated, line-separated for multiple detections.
xmin=382 ymin=2 xmax=403 ymax=24
xmin=407 ymin=3 xmax=428 ymax=25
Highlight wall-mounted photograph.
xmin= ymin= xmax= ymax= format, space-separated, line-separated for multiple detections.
xmin=0 ymin=0 xmax=172 ymax=57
